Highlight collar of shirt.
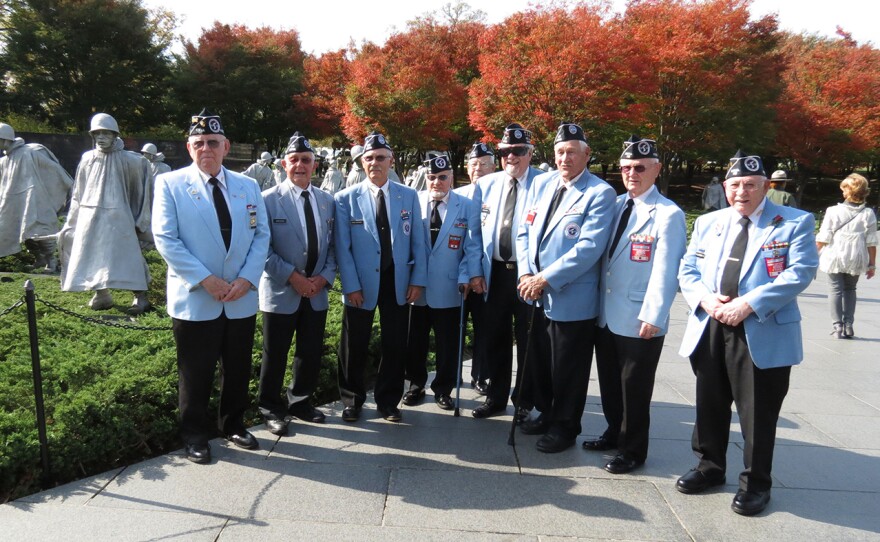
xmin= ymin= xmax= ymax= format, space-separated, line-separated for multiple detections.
xmin=291 ymin=182 xmax=312 ymax=199
xmin=198 ymin=167 xmax=227 ymax=190
xmin=560 ymin=170 xmax=585 ymax=189
xmin=628 ymin=184 xmax=656 ymax=209
xmin=367 ymin=180 xmax=390 ymax=199
xmin=727 ymin=196 xmax=767 ymax=227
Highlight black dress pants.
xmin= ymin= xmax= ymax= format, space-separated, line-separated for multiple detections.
xmin=407 ymin=304 xmax=461 ymax=396
xmin=172 ymin=312 xmax=256 ymax=446
xmin=689 ymin=318 xmax=791 ymax=491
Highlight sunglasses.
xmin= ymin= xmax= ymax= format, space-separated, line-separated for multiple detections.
xmin=497 ymin=147 xmax=529 ymax=157
xmin=190 ymin=140 xmax=223 ymax=150
xmin=620 ymin=165 xmax=647 ymax=173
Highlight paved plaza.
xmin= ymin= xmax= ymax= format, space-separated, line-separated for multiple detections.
xmin=3 ymin=273 xmax=879 ymax=541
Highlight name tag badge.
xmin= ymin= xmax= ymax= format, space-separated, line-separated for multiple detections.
xmin=765 ymin=255 xmax=786 ymax=278
xmin=351 ymin=219 xmax=364 ymax=225
xmin=247 ymin=204 xmax=257 ymax=229
xmin=525 ymin=208 xmax=537 ymax=226
xmin=630 ymin=241 xmax=652 ymax=262
xmin=448 ymin=235 xmax=462 ymax=250
xmin=273 ymin=218 xmax=287 ymax=224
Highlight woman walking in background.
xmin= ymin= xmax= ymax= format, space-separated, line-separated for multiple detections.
xmin=816 ymin=174 xmax=877 ymax=338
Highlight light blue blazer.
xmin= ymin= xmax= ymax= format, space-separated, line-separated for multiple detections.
xmin=259 ymin=182 xmax=337 ymax=314
xmin=516 ymin=170 xmax=616 ymax=322
xmin=678 ymin=200 xmax=818 ymax=368
xmin=334 ymin=180 xmax=428 ymax=310
xmin=474 ymin=166 xmax=543 ymax=296
xmin=414 ymin=191 xmax=483 ymax=309
xmin=598 ymin=188 xmax=687 ymax=337
xmin=152 ymin=164 xmax=270 ymax=321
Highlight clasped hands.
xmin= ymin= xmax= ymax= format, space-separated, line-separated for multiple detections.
xmin=517 ymin=273 xmax=547 ymax=302
xmin=701 ymin=293 xmax=753 ymax=326
xmin=288 ymin=271 xmax=328 ymax=299
xmin=201 ymin=275 xmax=252 ymax=302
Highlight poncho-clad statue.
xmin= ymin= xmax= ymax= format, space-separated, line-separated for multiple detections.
xmin=0 ymin=123 xmax=74 ymax=270
xmin=320 ymin=159 xmax=345 ymax=194
xmin=273 ymin=158 xmax=285 ymax=186
xmin=244 ymin=151 xmax=275 ymax=190
xmin=59 ymin=113 xmax=152 ymax=313
xmin=141 ymin=143 xmax=172 ymax=178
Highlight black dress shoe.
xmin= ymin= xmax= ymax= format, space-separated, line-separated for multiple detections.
xmin=473 ymin=380 xmax=490 ymax=395
xmin=536 ymin=433 xmax=576 ymax=453
xmin=581 ymin=434 xmax=617 ymax=452
xmin=289 ymin=404 xmax=326 ymax=423
xmin=520 ymin=414 xmax=549 ymax=435
xmin=265 ymin=418 xmax=289 ymax=436
xmin=435 ymin=394 xmax=454 ymax=411
xmin=378 ymin=405 xmax=402 ymax=422
xmin=604 ymin=454 xmax=644 ymax=474
xmin=342 ymin=405 xmax=361 ymax=422
xmin=472 ymin=400 xmax=506 ymax=419
xmin=402 ymin=386 xmax=426 ymax=406
xmin=731 ymin=489 xmax=770 ymax=516
xmin=226 ymin=431 xmax=259 ymax=450
xmin=676 ymin=468 xmax=726 ymax=494
xmin=185 ymin=443 xmax=211 ymax=464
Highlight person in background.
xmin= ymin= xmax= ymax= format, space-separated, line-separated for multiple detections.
xmin=767 ymin=170 xmax=796 ymax=207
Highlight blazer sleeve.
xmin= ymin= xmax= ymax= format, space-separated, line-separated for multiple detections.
xmin=235 ymin=183 xmax=270 ymax=288
xmin=678 ymin=214 xmax=713 ymax=313
xmin=408 ymin=191 xmax=428 ymax=287
xmin=334 ymin=193 xmax=361 ymax=294
xmin=638 ymin=205 xmax=687 ymax=328
xmin=263 ymin=194 xmax=297 ymax=284
xmin=319 ymin=192 xmax=338 ymax=286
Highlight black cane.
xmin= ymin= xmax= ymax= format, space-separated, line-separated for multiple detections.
xmin=454 ymin=287 xmax=466 ymax=416
xmin=508 ymin=302 xmax=537 ymax=446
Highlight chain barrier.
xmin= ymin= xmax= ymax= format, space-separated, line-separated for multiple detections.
xmin=0 ymin=297 xmax=25 ymax=318
xmin=32 ymin=294 xmax=172 ymax=331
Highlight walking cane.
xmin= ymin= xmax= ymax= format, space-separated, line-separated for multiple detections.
xmin=508 ymin=302 xmax=537 ymax=446
xmin=454 ymin=286 xmax=467 ymax=417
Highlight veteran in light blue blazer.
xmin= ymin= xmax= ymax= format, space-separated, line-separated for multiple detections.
xmin=470 ymin=124 xmax=544 ymax=421
xmin=675 ymin=151 xmax=818 ymax=516
xmin=152 ymin=110 xmax=269 ymax=464
xmin=333 ymin=131 xmax=427 ymax=424
xmin=257 ymin=132 xmax=337 ymax=436
xmin=516 ymin=123 xmax=615 ymax=454
xmin=587 ymin=137 xmax=687 ymax=475
xmin=404 ymin=156 xmax=483 ymax=411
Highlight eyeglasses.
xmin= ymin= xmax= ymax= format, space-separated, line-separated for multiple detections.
xmin=427 ymin=174 xmax=451 ymax=182
xmin=497 ymin=146 xmax=529 ymax=157
xmin=620 ymin=165 xmax=647 ymax=173
xmin=724 ymin=181 xmax=764 ymax=192
xmin=362 ymin=154 xmax=389 ymax=163
xmin=190 ymin=140 xmax=222 ymax=150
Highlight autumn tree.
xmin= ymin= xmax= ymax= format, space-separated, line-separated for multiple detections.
xmin=342 ymin=3 xmax=486 ymax=171
xmin=0 ymin=0 xmax=175 ymax=132
xmin=468 ymin=2 xmax=644 ymax=166
xmin=774 ymin=30 xmax=880 ymax=178
xmin=173 ymin=23 xmax=305 ymax=151
xmin=617 ymin=0 xmax=785 ymax=188
xmin=294 ymin=49 xmax=351 ymax=148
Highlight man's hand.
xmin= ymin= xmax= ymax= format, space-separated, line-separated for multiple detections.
xmin=470 ymin=276 xmax=486 ymax=296
xmin=221 ymin=278 xmax=253 ymax=302
xmin=201 ymin=275 xmax=232 ymax=301
xmin=308 ymin=275 xmax=329 ymax=291
xmin=639 ymin=322 xmax=661 ymax=339
xmin=406 ymin=285 xmax=423 ymax=304
xmin=288 ymin=271 xmax=315 ymax=298
xmin=712 ymin=297 xmax=753 ymax=327
xmin=347 ymin=290 xmax=364 ymax=308
xmin=518 ymin=273 xmax=548 ymax=302
xmin=699 ymin=293 xmax=731 ymax=316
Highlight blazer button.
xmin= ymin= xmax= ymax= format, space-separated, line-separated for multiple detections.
xmin=606 ymin=288 xmax=612 ymax=293
xmin=375 ymin=268 xmax=379 ymax=272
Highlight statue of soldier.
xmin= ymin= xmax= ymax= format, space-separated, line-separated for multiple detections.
xmin=141 ymin=143 xmax=172 ymax=178
xmin=244 ymin=151 xmax=276 ymax=190
xmin=320 ymin=158 xmax=345 ymax=195
xmin=59 ymin=113 xmax=152 ymax=314
xmin=0 ymin=122 xmax=74 ymax=271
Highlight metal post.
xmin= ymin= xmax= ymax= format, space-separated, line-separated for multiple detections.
xmin=24 ymin=280 xmax=51 ymax=486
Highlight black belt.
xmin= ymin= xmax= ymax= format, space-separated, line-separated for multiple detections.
xmin=493 ymin=260 xmax=516 ymax=271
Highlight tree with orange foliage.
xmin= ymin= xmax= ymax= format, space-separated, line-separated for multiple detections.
xmin=173 ymin=23 xmax=305 ymax=150
xmin=774 ymin=29 xmax=880 ymax=179
xmin=295 ymin=49 xmax=351 ymax=148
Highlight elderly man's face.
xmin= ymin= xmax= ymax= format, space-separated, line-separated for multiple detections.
xmin=283 ymin=151 xmax=316 ymax=189
xmin=93 ymin=130 xmax=117 ymax=152
xmin=187 ymin=135 xmax=230 ymax=176
xmin=467 ymin=156 xmax=495 ymax=183
xmin=362 ymin=149 xmax=393 ymax=186
xmin=554 ymin=141 xmax=590 ymax=182
xmin=498 ymin=144 xmax=532 ymax=179
xmin=620 ymin=158 xmax=661 ymax=198
xmin=724 ymin=175 xmax=769 ymax=216
xmin=427 ymin=169 xmax=453 ymax=200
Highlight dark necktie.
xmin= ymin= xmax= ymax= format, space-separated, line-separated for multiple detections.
xmin=720 ymin=216 xmax=750 ymax=298
xmin=536 ymin=184 xmax=567 ymax=270
xmin=430 ymin=200 xmax=442 ymax=247
xmin=209 ymin=177 xmax=232 ymax=251
xmin=499 ymin=177 xmax=517 ymax=261
xmin=376 ymin=189 xmax=393 ymax=271
xmin=608 ymin=198 xmax=634 ymax=259
xmin=302 ymin=190 xmax=319 ymax=276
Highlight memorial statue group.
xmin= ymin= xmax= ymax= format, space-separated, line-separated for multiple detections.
xmin=2 ymin=106 xmax=873 ymax=517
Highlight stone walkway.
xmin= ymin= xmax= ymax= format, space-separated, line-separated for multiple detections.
xmin=4 ymin=273 xmax=879 ymax=541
